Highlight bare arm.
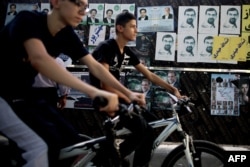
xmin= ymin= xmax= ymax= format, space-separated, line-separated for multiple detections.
xmin=99 ymin=63 xmax=130 ymax=103
xmin=24 ymin=38 xmax=118 ymax=115
xmin=80 ymin=55 xmax=145 ymax=105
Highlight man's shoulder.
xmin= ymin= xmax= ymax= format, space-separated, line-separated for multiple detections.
xmin=92 ymin=39 xmax=114 ymax=54
xmin=16 ymin=10 xmax=43 ymax=18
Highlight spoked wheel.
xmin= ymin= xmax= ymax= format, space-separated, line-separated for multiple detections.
xmin=161 ymin=140 xmax=225 ymax=167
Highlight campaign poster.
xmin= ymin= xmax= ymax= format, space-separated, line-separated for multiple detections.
xmin=210 ymin=73 xmax=240 ymax=116
xmin=137 ymin=6 xmax=174 ymax=32
xmin=66 ymin=72 xmax=92 ymax=109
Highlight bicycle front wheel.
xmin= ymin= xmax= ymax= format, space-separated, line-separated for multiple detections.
xmin=161 ymin=140 xmax=225 ymax=167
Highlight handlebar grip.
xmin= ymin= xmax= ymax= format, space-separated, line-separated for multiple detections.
xmin=92 ymin=96 xmax=108 ymax=110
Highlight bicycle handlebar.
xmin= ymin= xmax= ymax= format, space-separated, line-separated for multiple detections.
xmin=92 ymin=96 xmax=108 ymax=110
xmin=167 ymin=92 xmax=195 ymax=112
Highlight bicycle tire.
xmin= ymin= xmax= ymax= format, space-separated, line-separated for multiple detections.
xmin=161 ymin=140 xmax=225 ymax=167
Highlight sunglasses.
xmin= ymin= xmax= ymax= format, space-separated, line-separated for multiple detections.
xmin=69 ymin=0 xmax=89 ymax=13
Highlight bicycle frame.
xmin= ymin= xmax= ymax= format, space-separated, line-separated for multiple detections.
xmin=59 ymin=96 xmax=196 ymax=167
xmin=116 ymin=102 xmax=195 ymax=166
xmin=59 ymin=136 xmax=107 ymax=166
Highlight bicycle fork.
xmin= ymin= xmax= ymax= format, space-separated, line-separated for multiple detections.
xmin=182 ymin=134 xmax=195 ymax=167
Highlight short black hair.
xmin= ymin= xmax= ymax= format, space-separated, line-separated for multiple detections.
xmin=140 ymin=8 xmax=147 ymax=13
xmin=106 ymin=9 xmax=113 ymax=14
xmin=162 ymin=34 xmax=173 ymax=42
xmin=183 ymin=36 xmax=195 ymax=43
xmin=184 ymin=8 xmax=196 ymax=16
xmin=205 ymin=8 xmax=217 ymax=15
xmin=204 ymin=36 xmax=213 ymax=43
xmin=10 ymin=3 xmax=16 ymax=8
xmin=227 ymin=7 xmax=239 ymax=15
xmin=90 ymin=8 xmax=97 ymax=13
xmin=115 ymin=12 xmax=136 ymax=27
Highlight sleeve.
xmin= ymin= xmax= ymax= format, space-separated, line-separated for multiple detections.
xmin=57 ymin=27 xmax=89 ymax=62
xmin=126 ymin=47 xmax=140 ymax=66
xmin=10 ymin=11 xmax=44 ymax=45
xmin=92 ymin=41 xmax=113 ymax=64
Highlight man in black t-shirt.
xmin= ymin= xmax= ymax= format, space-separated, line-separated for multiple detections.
xmin=90 ymin=12 xmax=186 ymax=167
xmin=0 ymin=0 xmax=145 ymax=166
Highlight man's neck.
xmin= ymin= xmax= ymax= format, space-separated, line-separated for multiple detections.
xmin=48 ymin=11 xmax=66 ymax=36
xmin=115 ymin=36 xmax=129 ymax=50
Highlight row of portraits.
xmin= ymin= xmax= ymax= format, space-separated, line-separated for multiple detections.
xmin=5 ymin=3 xmax=247 ymax=35
xmin=65 ymin=71 xmax=249 ymax=116
xmin=5 ymin=3 xmax=250 ymax=64
xmin=66 ymin=70 xmax=181 ymax=111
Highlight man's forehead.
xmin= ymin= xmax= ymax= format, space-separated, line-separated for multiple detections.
xmin=74 ymin=0 xmax=88 ymax=5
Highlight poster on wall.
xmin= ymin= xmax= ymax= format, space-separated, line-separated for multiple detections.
xmin=178 ymin=6 xmax=198 ymax=34
xmin=103 ymin=3 xmax=135 ymax=27
xmin=198 ymin=5 xmax=219 ymax=35
xmin=177 ymin=33 xmax=198 ymax=63
xmin=155 ymin=32 xmax=176 ymax=61
xmin=87 ymin=3 xmax=105 ymax=25
xmin=151 ymin=70 xmax=181 ymax=111
xmin=236 ymin=76 xmax=250 ymax=106
xmin=125 ymin=75 xmax=152 ymax=111
xmin=5 ymin=3 xmax=40 ymax=25
xmin=210 ymin=73 xmax=240 ymax=116
xmin=220 ymin=5 xmax=241 ymax=35
xmin=88 ymin=25 xmax=106 ymax=46
xmin=153 ymin=70 xmax=182 ymax=91
xmin=212 ymin=35 xmax=246 ymax=62
xmin=137 ymin=6 xmax=174 ymax=32
xmin=135 ymin=32 xmax=155 ymax=56
xmin=66 ymin=72 xmax=92 ymax=109
xmin=197 ymin=34 xmax=217 ymax=63
xmin=216 ymin=34 xmax=238 ymax=64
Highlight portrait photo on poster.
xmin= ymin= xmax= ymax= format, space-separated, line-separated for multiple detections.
xmin=5 ymin=3 xmax=41 ymax=25
xmin=238 ymin=76 xmax=250 ymax=106
xmin=178 ymin=6 xmax=198 ymax=34
xmin=155 ymin=32 xmax=176 ymax=61
xmin=153 ymin=70 xmax=182 ymax=91
xmin=198 ymin=5 xmax=219 ymax=35
xmin=137 ymin=6 xmax=174 ymax=32
xmin=197 ymin=34 xmax=217 ymax=63
xmin=135 ymin=32 xmax=155 ymax=56
xmin=220 ymin=5 xmax=241 ymax=35
xmin=177 ymin=33 xmax=198 ymax=62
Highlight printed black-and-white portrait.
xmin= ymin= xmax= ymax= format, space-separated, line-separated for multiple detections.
xmin=177 ymin=33 xmax=198 ymax=62
xmin=198 ymin=34 xmax=217 ymax=63
xmin=220 ymin=5 xmax=241 ymax=35
xmin=198 ymin=6 xmax=219 ymax=35
xmin=155 ymin=32 xmax=176 ymax=61
xmin=178 ymin=6 xmax=198 ymax=34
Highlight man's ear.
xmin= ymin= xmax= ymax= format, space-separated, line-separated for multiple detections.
xmin=116 ymin=25 xmax=123 ymax=32
xmin=50 ymin=0 xmax=59 ymax=9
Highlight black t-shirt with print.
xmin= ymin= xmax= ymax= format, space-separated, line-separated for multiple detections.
xmin=90 ymin=39 xmax=140 ymax=88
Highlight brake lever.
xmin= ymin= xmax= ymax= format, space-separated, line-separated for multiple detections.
xmin=167 ymin=92 xmax=195 ymax=112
